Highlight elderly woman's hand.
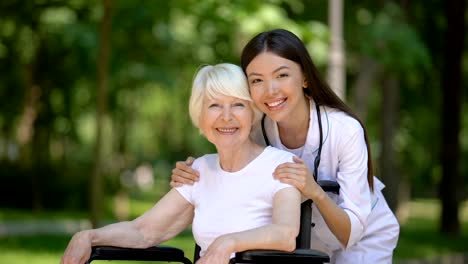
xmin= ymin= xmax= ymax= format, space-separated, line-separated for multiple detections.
xmin=273 ymin=156 xmax=322 ymax=200
xmin=61 ymin=230 xmax=93 ymax=264
xmin=196 ymin=235 xmax=235 ymax=264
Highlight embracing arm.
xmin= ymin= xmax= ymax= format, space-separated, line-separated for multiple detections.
xmin=308 ymin=185 xmax=351 ymax=246
xmin=197 ymin=187 xmax=301 ymax=264
xmin=274 ymin=127 xmax=371 ymax=248
xmin=274 ymin=157 xmax=351 ymax=247
xmin=61 ymin=189 xmax=193 ymax=264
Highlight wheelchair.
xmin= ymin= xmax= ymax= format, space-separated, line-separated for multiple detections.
xmin=86 ymin=180 xmax=339 ymax=264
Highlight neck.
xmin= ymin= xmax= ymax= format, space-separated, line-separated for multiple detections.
xmin=277 ymin=97 xmax=310 ymax=148
xmin=217 ymin=140 xmax=263 ymax=172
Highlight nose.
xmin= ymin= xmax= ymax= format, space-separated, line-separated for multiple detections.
xmin=266 ymin=79 xmax=279 ymax=95
xmin=221 ymin=106 xmax=233 ymax=121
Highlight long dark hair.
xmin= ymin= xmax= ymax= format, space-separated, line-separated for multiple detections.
xmin=241 ymin=29 xmax=374 ymax=191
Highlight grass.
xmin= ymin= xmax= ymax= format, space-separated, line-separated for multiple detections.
xmin=0 ymin=233 xmax=195 ymax=264
xmin=0 ymin=198 xmax=467 ymax=263
xmin=393 ymin=199 xmax=468 ymax=260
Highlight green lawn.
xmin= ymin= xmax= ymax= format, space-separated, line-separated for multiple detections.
xmin=393 ymin=199 xmax=468 ymax=260
xmin=0 ymin=233 xmax=195 ymax=264
xmin=0 ymin=198 xmax=467 ymax=263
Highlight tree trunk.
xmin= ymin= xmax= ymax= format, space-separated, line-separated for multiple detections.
xmin=90 ymin=0 xmax=113 ymax=228
xmin=439 ymin=0 xmax=465 ymax=235
xmin=17 ymin=64 xmax=42 ymax=211
xmin=380 ymin=74 xmax=400 ymax=213
xmin=350 ymin=56 xmax=380 ymax=122
xmin=327 ymin=0 xmax=345 ymax=100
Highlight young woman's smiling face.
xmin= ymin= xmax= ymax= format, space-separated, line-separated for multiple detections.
xmin=246 ymin=52 xmax=308 ymax=123
xmin=199 ymin=94 xmax=253 ymax=150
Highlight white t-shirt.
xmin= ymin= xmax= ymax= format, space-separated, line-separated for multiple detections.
xmin=176 ymin=146 xmax=295 ymax=257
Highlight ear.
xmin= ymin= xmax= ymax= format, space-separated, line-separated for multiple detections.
xmin=303 ymin=78 xmax=308 ymax=89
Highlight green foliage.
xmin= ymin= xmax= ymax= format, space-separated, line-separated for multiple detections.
xmin=0 ymin=0 xmax=333 ymax=210
xmin=359 ymin=3 xmax=431 ymax=73
xmin=0 ymin=0 xmax=466 ymax=218
xmin=346 ymin=2 xmax=450 ymax=197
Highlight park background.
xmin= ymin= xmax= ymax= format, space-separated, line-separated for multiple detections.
xmin=0 ymin=0 xmax=467 ymax=263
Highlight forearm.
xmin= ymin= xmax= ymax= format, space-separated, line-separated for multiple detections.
xmin=89 ymin=190 xmax=194 ymax=248
xmin=216 ymin=223 xmax=298 ymax=254
xmin=312 ymin=190 xmax=351 ymax=247
xmin=62 ymin=189 xmax=193 ymax=264
xmin=86 ymin=220 xmax=154 ymax=248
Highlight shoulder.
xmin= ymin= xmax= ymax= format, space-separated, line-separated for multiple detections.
xmin=325 ymin=107 xmax=363 ymax=137
xmin=193 ymin=153 xmax=218 ymax=169
xmin=262 ymin=146 xmax=295 ymax=163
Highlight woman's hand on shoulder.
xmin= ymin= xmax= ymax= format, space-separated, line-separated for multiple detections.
xmin=273 ymin=156 xmax=322 ymax=200
xmin=170 ymin=156 xmax=200 ymax=187
xmin=61 ymin=230 xmax=93 ymax=264
xmin=196 ymin=235 xmax=235 ymax=264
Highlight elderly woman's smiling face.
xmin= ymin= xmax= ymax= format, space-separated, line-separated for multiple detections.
xmin=199 ymin=94 xmax=254 ymax=150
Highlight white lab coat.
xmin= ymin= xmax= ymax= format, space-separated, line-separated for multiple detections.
xmin=251 ymin=101 xmax=400 ymax=264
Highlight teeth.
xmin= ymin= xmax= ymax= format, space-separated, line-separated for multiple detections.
xmin=267 ymin=99 xmax=285 ymax=107
xmin=218 ymin=128 xmax=236 ymax=133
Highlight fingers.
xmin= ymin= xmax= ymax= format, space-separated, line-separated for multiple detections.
xmin=61 ymin=253 xmax=86 ymax=264
xmin=170 ymin=168 xmax=196 ymax=184
xmin=176 ymin=160 xmax=200 ymax=178
xmin=292 ymin=156 xmax=305 ymax=164
xmin=186 ymin=156 xmax=195 ymax=165
xmin=61 ymin=232 xmax=92 ymax=264
xmin=274 ymin=170 xmax=307 ymax=189
xmin=274 ymin=162 xmax=309 ymax=176
xmin=169 ymin=180 xmax=183 ymax=188
xmin=274 ymin=176 xmax=306 ymax=189
xmin=170 ymin=159 xmax=200 ymax=186
xmin=273 ymin=160 xmax=312 ymax=191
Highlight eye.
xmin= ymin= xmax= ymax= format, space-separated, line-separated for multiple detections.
xmin=278 ymin=73 xmax=289 ymax=78
xmin=250 ymin=78 xmax=262 ymax=84
xmin=209 ymin=103 xmax=220 ymax=108
xmin=233 ymin=102 xmax=245 ymax=107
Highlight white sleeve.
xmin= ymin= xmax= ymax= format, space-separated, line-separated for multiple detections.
xmin=272 ymin=180 xmax=295 ymax=194
xmin=174 ymin=160 xmax=201 ymax=205
xmin=175 ymin=184 xmax=194 ymax=205
xmin=271 ymin=155 xmax=297 ymax=194
xmin=336 ymin=127 xmax=372 ymax=249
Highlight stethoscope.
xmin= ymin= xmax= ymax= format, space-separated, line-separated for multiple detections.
xmin=261 ymin=103 xmax=323 ymax=182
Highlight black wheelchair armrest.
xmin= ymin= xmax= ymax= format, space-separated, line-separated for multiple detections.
xmin=86 ymin=245 xmax=192 ymax=264
xmin=318 ymin=180 xmax=340 ymax=194
xmin=235 ymin=248 xmax=329 ymax=264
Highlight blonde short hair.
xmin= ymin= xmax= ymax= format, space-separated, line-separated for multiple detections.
xmin=189 ymin=63 xmax=262 ymax=130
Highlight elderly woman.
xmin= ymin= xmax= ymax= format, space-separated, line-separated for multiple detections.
xmin=61 ymin=63 xmax=301 ymax=264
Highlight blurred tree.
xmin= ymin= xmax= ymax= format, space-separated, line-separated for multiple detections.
xmin=347 ymin=2 xmax=430 ymax=216
xmin=327 ymin=0 xmax=345 ymax=99
xmin=90 ymin=0 xmax=113 ymax=228
xmin=439 ymin=0 xmax=465 ymax=235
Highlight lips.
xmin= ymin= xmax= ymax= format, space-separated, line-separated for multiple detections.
xmin=265 ymin=98 xmax=287 ymax=110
